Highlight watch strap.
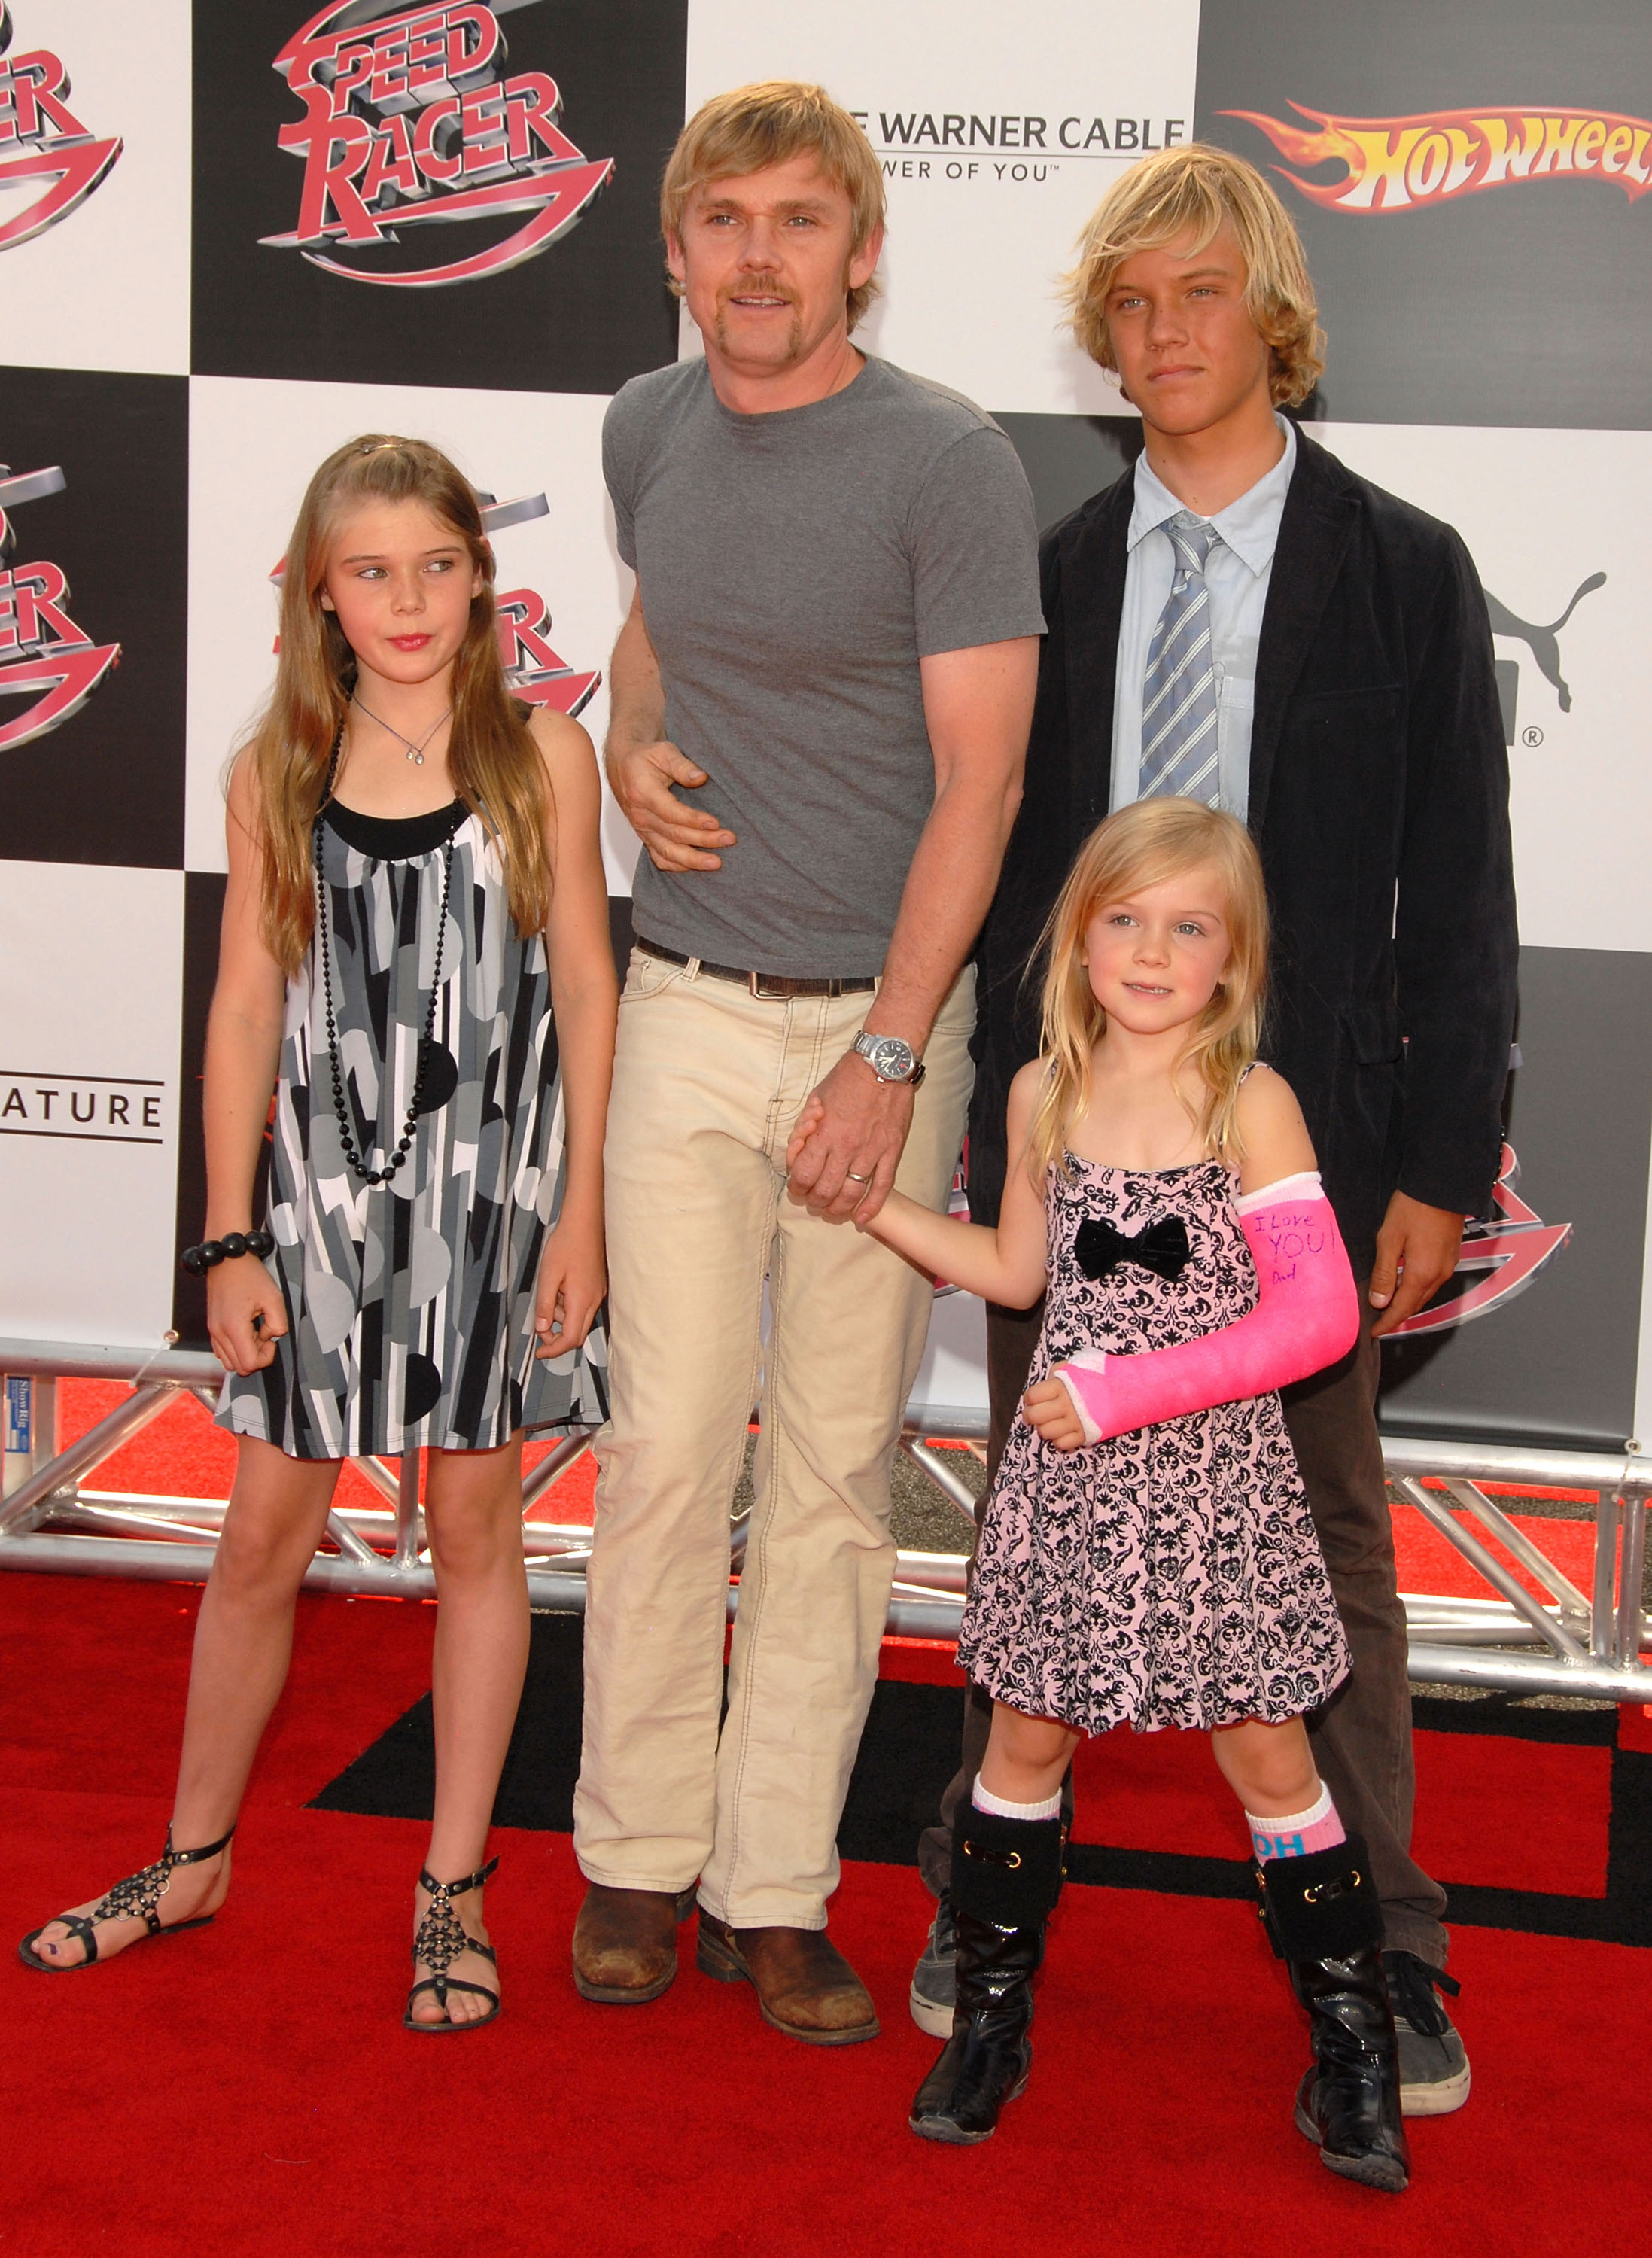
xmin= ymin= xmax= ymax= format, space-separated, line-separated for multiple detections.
xmin=853 ymin=1029 xmax=925 ymax=1087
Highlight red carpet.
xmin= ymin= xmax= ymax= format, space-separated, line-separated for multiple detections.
xmin=2 ymin=1568 xmax=1647 ymax=2258
xmin=1067 ymin=1700 xmax=1615 ymax=1896
xmin=56 ymin=1377 xmax=600 ymax=1523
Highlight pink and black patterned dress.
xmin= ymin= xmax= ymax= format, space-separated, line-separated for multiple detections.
xmin=958 ymin=1154 xmax=1350 ymax=1736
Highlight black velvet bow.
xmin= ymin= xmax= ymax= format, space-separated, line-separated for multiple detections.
xmin=1074 ymin=1213 xmax=1191 ymax=1284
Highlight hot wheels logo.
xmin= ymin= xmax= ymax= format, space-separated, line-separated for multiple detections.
xmin=0 ymin=5 xmax=123 ymax=253
xmin=0 ymin=464 xmax=121 ymax=753
xmin=262 ymin=2 xmax=612 ymax=287
xmin=1225 ymin=102 xmax=1652 ymax=215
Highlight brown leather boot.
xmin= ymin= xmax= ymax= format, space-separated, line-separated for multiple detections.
xmin=696 ymin=1914 xmax=880 ymax=2045
xmin=572 ymin=1883 xmax=694 ymax=2004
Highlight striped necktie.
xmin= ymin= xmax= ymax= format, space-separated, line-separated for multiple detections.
xmin=1139 ymin=512 xmax=1220 ymax=804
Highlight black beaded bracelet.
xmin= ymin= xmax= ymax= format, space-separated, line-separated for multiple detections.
xmin=180 ymin=1228 xmax=275 ymax=1276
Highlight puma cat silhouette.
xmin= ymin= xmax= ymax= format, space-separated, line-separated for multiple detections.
xmin=1483 ymin=572 xmax=1606 ymax=713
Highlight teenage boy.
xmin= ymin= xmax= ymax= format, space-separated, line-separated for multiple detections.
xmin=914 ymin=142 xmax=1516 ymax=2118
xmin=571 ymin=81 xmax=1042 ymax=2043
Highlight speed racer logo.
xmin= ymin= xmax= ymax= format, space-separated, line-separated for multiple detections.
xmin=0 ymin=464 xmax=120 ymax=754
xmin=0 ymin=5 xmax=123 ymax=253
xmin=262 ymin=2 xmax=612 ymax=286
xmin=481 ymin=491 xmax=599 ymax=714
xmin=1388 ymin=1145 xmax=1571 ymax=1339
xmin=1225 ymin=102 xmax=1652 ymax=215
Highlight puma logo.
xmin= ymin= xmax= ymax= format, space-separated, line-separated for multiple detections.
xmin=1484 ymin=573 xmax=1606 ymax=714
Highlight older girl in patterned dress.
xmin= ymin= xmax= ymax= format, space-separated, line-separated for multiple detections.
xmin=810 ymin=799 xmax=1408 ymax=2187
xmin=22 ymin=437 xmax=617 ymax=2033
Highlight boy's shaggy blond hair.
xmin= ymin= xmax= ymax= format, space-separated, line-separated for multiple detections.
xmin=1065 ymin=144 xmax=1325 ymax=407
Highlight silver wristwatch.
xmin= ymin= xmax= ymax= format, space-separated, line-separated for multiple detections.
xmin=853 ymin=1029 xmax=926 ymax=1088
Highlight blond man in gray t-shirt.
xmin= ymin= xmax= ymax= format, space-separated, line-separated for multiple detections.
xmin=572 ymin=82 xmax=1042 ymax=2040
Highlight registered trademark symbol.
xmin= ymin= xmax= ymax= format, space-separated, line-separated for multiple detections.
xmin=1522 ymin=725 xmax=1544 ymax=747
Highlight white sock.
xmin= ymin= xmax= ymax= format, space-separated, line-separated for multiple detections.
xmin=1245 ymin=1782 xmax=1346 ymax=1862
xmin=972 ymin=1778 xmax=1061 ymax=1821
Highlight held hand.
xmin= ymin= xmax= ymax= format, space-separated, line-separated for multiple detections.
xmin=1024 ymin=1376 xmax=1087 ymax=1453
xmin=206 ymin=1258 xmax=287 ymax=1378
xmin=607 ymin=738 xmax=734 ymax=875
xmin=783 ymin=1093 xmax=827 ymax=1174
xmin=784 ymin=1053 xmax=914 ymax=1223
xmin=534 ymin=1210 xmax=607 ymax=1356
xmin=1368 ymin=1190 xmax=1465 ymax=1337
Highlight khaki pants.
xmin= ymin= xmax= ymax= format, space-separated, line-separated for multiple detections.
xmin=574 ymin=949 xmax=976 ymax=1927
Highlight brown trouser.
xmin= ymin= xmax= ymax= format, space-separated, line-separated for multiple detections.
xmin=916 ymin=1286 xmax=1450 ymax=1967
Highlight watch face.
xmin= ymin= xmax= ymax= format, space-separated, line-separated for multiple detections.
xmin=864 ymin=1035 xmax=915 ymax=1080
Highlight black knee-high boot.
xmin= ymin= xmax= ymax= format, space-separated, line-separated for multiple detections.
xmin=908 ymin=1806 xmax=1065 ymax=2145
xmin=1260 ymin=1835 xmax=1411 ymax=2193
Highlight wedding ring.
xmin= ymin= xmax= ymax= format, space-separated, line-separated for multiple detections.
xmin=845 ymin=1170 xmax=870 ymax=1183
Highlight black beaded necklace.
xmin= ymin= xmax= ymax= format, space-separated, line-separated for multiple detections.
xmin=313 ymin=728 xmax=459 ymax=1188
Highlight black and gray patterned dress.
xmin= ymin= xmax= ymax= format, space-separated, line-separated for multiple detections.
xmin=219 ymin=797 xmax=607 ymax=1460
xmin=957 ymin=1153 xmax=1349 ymax=1736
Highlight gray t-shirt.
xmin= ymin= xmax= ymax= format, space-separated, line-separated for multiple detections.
xmin=604 ymin=354 xmax=1044 ymax=976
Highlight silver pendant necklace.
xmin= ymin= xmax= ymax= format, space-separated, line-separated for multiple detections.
xmin=351 ymin=694 xmax=452 ymax=767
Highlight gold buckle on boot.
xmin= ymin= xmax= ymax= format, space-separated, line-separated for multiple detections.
xmin=962 ymin=1840 xmax=1024 ymax=1870
xmin=1303 ymin=1870 xmax=1362 ymax=1903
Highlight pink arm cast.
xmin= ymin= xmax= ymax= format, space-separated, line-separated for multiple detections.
xmin=1051 ymin=1173 xmax=1361 ymax=1447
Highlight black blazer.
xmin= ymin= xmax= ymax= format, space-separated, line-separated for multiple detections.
xmin=970 ymin=430 xmax=1518 ymax=1253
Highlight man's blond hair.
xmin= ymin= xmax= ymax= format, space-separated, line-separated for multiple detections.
xmin=660 ymin=81 xmax=886 ymax=331
xmin=1065 ymin=144 xmax=1325 ymax=408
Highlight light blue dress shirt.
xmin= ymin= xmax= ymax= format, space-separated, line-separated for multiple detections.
xmin=1110 ymin=415 xmax=1298 ymax=820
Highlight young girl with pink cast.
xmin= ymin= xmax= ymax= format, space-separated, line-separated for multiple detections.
xmin=795 ymin=796 xmax=1409 ymax=2190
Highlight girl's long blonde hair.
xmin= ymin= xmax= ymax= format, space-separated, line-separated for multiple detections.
xmin=242 ymin=434 xmax=552 ymax=975
xmin=1027 ymin=799 xmax=1270 ymax=1184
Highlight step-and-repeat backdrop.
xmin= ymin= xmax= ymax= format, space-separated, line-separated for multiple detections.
xmin=3 ymin=0 xmax=1648 ymax=1456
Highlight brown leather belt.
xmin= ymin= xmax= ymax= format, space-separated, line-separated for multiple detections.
xmin=635 ymin=936 xmax=877 ymax=1000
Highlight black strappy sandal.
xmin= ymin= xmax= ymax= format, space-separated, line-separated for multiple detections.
xmin=404 ymin=1855 xmax=501 ymax=2034
xmin=18 ymin=1825 xmax=236 ymax=1973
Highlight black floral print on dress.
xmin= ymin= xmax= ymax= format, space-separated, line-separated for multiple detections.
xmin=959 ymin=1155 xmax=1349 ymax=1736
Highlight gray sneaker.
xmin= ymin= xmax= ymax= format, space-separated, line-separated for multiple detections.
xmin=1383 ymin=1950 xmax=1471 ymax=2116
xmin=908 ymin=1901 xmax=957 ymax=2038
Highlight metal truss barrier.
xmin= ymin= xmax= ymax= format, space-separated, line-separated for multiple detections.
xmin=2 ymin=1338 xmax=1649 ymax=1706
